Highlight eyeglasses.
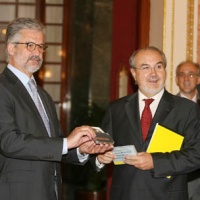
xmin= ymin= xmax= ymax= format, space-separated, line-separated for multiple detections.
xmin=12 ymin=42 xmax=48 ymax=52
xmin=177 ymin=72 xmax=198 ymax=79
xmin=134 ymin=64 xmax=166 ymax=73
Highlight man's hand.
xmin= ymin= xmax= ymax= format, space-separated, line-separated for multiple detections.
xmin=97 ymin=151 xmax=116 ymax=164
xmin=79 ymin=141 xmax=114 ymax=154
xmin=124 ymin=152 xmax=154 ymax=170
xmin=67 ymin=126 xmax=96 ymax=149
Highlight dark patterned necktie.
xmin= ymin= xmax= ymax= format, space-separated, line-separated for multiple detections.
xmin=28 ymin=79 xmax=51 ymax=137
xmin=141 ymin=99 xmax=154 ymax=141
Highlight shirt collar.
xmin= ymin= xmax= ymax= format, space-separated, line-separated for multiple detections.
xmin=180 ymin=92 xmax=197 ymax=103
xmin=138 ymin=88 xmax=164 ymax=102
xmin=7 ymin=64 xmax=35 ymax=87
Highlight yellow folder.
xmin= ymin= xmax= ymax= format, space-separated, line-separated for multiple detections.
xmin=147 ymin=123 xmax=184 ymax=153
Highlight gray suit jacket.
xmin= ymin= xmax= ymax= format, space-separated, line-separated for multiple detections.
xmin=102 ymin=90 xmax=200 ymax=200
xmin=0 ymin=68 xmax=80 ymax=200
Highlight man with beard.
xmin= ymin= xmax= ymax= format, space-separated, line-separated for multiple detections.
xmin=0 ymin=17 xmax=113 ymax=200
xmin=94 ymin=46 xmax=200 ymax=200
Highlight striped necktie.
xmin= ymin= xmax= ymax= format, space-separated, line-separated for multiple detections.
xmin=28 ymin=79 xmax=51 ymax=137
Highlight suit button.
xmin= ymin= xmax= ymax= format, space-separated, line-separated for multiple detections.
xmin=44 ymin=155 xmax=53 ymax=159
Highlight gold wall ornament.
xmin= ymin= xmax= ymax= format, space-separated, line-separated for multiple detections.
xmin=186 ymin=0 xmax=194 ymax=60
xmin=197 ymin=0 xmax=200 ymax=63
xmin=163 ymin=0 xmax=175 ymax=92
xmin=160 ymin=0 xmax=198 ymax=94
xmin=169 ymin=0 xmax=175 ymax=92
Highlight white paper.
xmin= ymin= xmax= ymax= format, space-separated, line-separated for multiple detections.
xmin=113 ymin=145 xmax=137 ymax=164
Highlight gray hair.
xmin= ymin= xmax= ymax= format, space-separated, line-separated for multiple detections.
xmin=176 ymin=61 xmax=200 ymax=76
xmin=5 ymin=17 xmax=45 ymax=61
xmin=129 ymin=46 xmax=167 ymax=69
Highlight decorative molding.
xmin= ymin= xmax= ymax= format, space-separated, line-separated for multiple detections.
xmin=197 ymin=0 xmax=200 ymax=63
xmin=186 ymin=0 xmax=194 ymax=60
xmin=163 ymin=0 xmax=167 ymax=51
xmin=169 ymin=0 xmax=175 ymax=92
xmin=161 ymin=0 xmax=198 ymax=94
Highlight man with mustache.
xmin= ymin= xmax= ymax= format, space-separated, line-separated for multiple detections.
xmin=0 ymin=17 xmax=113 ymax=200
xmin=94 ymin=46 xmax=200 ymax=200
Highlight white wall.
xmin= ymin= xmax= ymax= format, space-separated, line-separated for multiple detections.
xmin=149 ymin=0 xmax=198 ymax=94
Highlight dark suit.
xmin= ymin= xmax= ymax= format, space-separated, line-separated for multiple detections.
xmin=177 ymin=92 xmax=200 ymax=200
xmin=176 ymin=92 xmax=200 ymax=106
xmin=102 ymin=90 xmax=200 ymax=200
xmin=0 ymin=68 xmax=81 ymax=200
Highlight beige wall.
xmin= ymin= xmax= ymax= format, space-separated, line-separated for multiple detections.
xmin=149 ymin=0 xmax=164 ymax=50
xmin=149 ymin=0 xmax=199 ymax=94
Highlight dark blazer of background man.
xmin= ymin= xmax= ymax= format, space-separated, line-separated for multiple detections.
xmin=0 ymin=17 xmax=112 ymax=200
xmin=95 ymin=46 xmax=200 ymax=200
xmin=176 ymin=61 xmax=200 ymax=200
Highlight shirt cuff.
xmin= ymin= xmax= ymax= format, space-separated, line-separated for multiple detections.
xmin=62 ymin=139 xmax=89 ymax=163
xmin=62 ymin=138 xmax=68 ymax=155
xmin=96 ymin=157 xmax=105 ymax=169
xmin=77 ymin=148 xmax=89 ymax=163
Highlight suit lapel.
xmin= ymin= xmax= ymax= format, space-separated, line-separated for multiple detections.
xmin=124 ymin=90 xmax=174 ymax=143
xmin=196 ymin=93 xmax=200 ymax=106
xmin=146 ymin=90 xmax=173 ymax=141
xmin=4 ymin=68 xmax=39 ymax=115
xmin=125 ymin=93 xmax=143 ymax=143
xmin=4 ymin=68 xmax=51 ymax=137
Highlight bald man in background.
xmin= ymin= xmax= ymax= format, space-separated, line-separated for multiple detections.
xmin=176 ymin=60 xmax=200 ymax=200
xmin=176 ymin=61 xmax=200 ymax=105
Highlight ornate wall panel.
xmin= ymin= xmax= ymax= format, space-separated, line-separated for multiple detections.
xmin=150 ymin=0 xmax=198 ymax=94
xmin=197 ymin=0 xmax=200 ymax=63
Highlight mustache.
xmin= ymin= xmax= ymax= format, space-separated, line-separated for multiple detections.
xmin=27 ymin=55 xmax=42 ymax=62
xmin=148 ymin=76 xmax=159 ymax=81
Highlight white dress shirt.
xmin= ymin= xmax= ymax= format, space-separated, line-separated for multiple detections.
xmin=138 ymin=89 xmax=164 ymax=118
